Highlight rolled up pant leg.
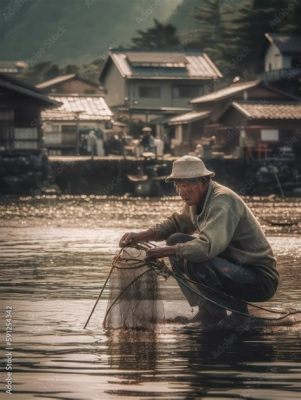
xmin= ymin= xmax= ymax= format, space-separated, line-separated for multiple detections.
xmin=167 ymin=233 xmax=201 ymax=306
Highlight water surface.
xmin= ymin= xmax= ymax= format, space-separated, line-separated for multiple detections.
xmin=0 ymin=195 xmax=301 ymax=400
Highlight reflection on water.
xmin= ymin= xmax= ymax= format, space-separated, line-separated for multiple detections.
xmin=0 ymin=196 xmax=301 ymax=400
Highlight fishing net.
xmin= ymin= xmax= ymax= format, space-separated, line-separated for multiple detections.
xmin=104 ymin=246 xmax=166 ymax=330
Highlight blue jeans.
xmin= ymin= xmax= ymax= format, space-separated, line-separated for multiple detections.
xmin=167 ymin=233 xmax=273 ymax=309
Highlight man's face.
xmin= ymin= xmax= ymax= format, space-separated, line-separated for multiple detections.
xmin=174 ymin=180 xmax=207 ymax=206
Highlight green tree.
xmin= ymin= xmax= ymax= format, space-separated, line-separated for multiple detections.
xmin=131 ymin=19 xmax=180 ymax=49
xmin=63 ymin=65 xmax=80 ymax=75
xmin=280 ymin=0 xmax=301 ymax=35
xmin=182 ymin=0 xmax=237 ymax=75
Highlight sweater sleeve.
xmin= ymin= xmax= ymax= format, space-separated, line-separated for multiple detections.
xmin=151 ymin=205 xmax=196 ymax=241
xmin=176 ymin=197 xmax=240 ymax=262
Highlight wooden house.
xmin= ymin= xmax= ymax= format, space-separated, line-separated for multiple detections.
xmin=0 ymin=61 xmax=28 ymax=75
xmin=0 ymin=73 xmax=58 ymax=154
xmin=36 ymin=74 xmax=104 ymax=95
xmin=41 ymin=94 xmax=113 ymax=155
xmin=99 ymin=48 xmax=222 ymax=122
xmin=167 ymin=80 xmax=301 ymax=158
xmin=262 ymin=33 xmax=301 ymax=98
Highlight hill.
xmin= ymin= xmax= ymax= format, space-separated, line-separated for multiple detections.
xmin=0 ymin=0 xmax=181 ymax=65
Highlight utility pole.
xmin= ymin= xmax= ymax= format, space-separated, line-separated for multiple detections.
xmin=74 ymin=110 xmax=83 ymax=156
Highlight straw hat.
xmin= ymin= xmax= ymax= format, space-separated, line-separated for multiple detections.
xmin=166 ymin=155 xmax=215 ymax=182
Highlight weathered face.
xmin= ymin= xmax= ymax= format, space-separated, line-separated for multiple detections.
xmin=174 ymin=180 xmax=207 ymax=206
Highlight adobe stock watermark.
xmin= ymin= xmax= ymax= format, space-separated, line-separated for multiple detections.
xmin=3 ymin=305 xmax=14 ymax=394
xmin=269 ymin=0 xmax=298 ymax=28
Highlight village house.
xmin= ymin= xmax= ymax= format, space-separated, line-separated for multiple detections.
xmin=167 ymin=80 xmax=301 ymax=158
xmin=262 ymin=33 xmax=301 ymax=98
xmin=41 ymin=94 xmax=113 ymax=155
xmin=0 ymin=61 xmax=28 ymax=75
xmin=0 ymin=73 xmax=58 ymax=154
xmin=0 ymin=73 xmax=59 ymax=193
xmin=36 ymin=73 xmax=104 ymax=95
xmin=98 ymin=48 xmax=222 ymax=124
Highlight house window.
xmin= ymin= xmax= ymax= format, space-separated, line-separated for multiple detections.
xmin=61 ymin=125 xmax=76 ymax=133
xmin=14 ymin=128 xmax=39 ymax=150
xmin=61 ymin=125 xmax=76 ymax=145
xmin=139 ymin=86 xmax=161 ymax=98
xmin=261 ymin=129 xmax=279 ymax=142
xmin=172 ymin=85 xmax=200 ymax=98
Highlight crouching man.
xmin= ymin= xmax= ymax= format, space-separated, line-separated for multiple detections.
xmin=119 ymin=155 xmax=279 ymax=326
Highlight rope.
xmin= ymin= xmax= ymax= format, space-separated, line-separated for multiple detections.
xmin=85 ymin=241 xmax=301 ymax=329
xmin=103 ymin=268 xmax=152 ymax=328
xmin=131 ymin=242 xmax=301 ymax=323
xmin=84 ymin=247 xmax=123 ymax=329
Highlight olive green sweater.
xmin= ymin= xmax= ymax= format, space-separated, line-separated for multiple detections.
xmin=152 ymin=180 xmax=279 ymax=286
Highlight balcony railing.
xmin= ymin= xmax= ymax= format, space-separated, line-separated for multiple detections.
xmin=260 ymin=68 xmax=301 ymax=83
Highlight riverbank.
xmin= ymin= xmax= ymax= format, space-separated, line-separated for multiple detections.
xmin=48 ymin=156 xmax=301 ymax=196
xmin=1 ymin=154 xmax=300 ymax=196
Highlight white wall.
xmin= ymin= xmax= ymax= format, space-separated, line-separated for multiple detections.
xmin=103 ymin=64 xmax=126 ymax=107
xmin=265 ymin=43 xmax=283 ymax=71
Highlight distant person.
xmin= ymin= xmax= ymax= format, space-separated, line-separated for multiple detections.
xmin=95 ymin=129 xmax=105 ymax=157
xmin=195 ymin=143 xmax=204 ymax=158
xmin=87 ymin=130 xmax=97 ymax=159
xmin=119 ymin=155 xmax=279 ymax=328
xmin=140 ymin=127 xmax=155 ymax=153
xmin=154 ymin=137 xmax=164 ymax=157
xmin=40 ymin=148 xmax=50 ymax=180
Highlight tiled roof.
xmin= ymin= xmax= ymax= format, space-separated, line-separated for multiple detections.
xmin=41 ymin=95 xmax=113 ymax=121
xmin=191 ymin=81 xmax=259 ymax=104
xmin=265 ymin=33 xmax=301 ymax=54
xmin=0 ymin=61 xmax=28 ymax=73
xmin=0 ymin=73 xmax=59 ymax=106
xmin=232 ymin=101 xmax=301 ymax=120
xmin=36 ymin=74 xmax=76 ymax=89
xmin=101 ymin=49 xmax=222 ymax=80
xmin=168 ymin=110 xmax=210 ymax=125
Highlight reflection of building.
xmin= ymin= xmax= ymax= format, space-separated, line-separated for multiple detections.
xmin=99 ymin=48 xmax=222 ymax=123
xmin=0 ymin=73 xmax=58 ymax=154
xmin=41 ymin=94 xmax=113 ymax=155
xmin=36 ymin=74 xmax=104 ymax=95
xmin=262 ymin=33 xmax=301 ymax=97
xmin=166 ymin=80 xmax=301 ymax=158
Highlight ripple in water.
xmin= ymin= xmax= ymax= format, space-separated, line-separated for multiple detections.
xmin=0 ymin=196 xmax=301 ymax=400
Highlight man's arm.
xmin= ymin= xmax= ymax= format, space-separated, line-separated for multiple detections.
xmin=151 ymin=204 xmax=195 ymax=241
xmin=175 ymin=198 xmax=240 ymax=262
xmin=119 ymin=204 xmax=194 ymax=247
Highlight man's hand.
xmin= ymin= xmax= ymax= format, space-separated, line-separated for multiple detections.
xmin=119 ymin=229 xmax=156 ymax=248
xmin=145 ymin=246 xmax=177 ymax=261
xmin=119 ymin=232 xmax=140 ymax=247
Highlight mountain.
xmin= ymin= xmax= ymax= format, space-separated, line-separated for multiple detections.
xmin=0 ymin=0 xmax=182 ymax=65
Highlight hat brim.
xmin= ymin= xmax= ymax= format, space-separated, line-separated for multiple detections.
xmin=165 ymin=171 xmax=215 ymax=183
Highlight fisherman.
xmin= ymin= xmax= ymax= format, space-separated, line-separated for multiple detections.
xmin=119 ymin=155 xmax=279 ymax=326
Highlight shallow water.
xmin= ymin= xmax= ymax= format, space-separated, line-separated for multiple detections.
xmin=0 ymin=195 xmax=301 ymax=399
